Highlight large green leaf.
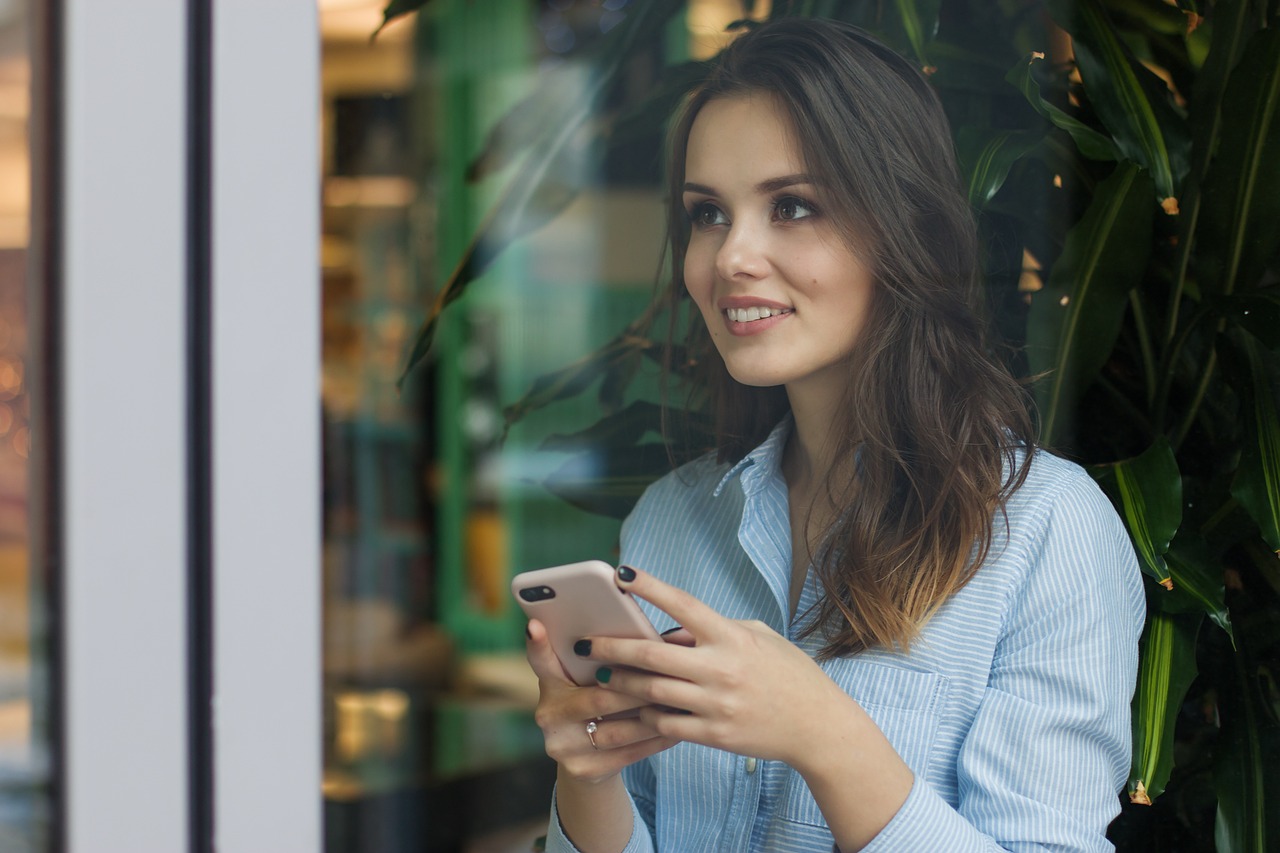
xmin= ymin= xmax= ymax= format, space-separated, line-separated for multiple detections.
xmin=1215 ymin=724 xmax=1280 ymax=852
xmin=1051 ymin=0 xmax=1191 ymax=202
xmin=891 ymin=0 xmax=940 ymax=68
xmin=1196 ymin=28 xmax=1280 ymax=297
xmin=1027 ymin=162 xmax=1155 ymax=443
xmin=1230 ymin=333 xmax=1280 ymax=552
xmin=1129 ymin=611 xmax=1201 ymax=804
xmin=1164 ymin=0 xmax=1259 ymax=344
xmin=1214 ymin=650 xmax=1280 ymax=852
xmin=1185 ymin=0 xmax=1257 ymax=184
xmin=1005 ymin=53 xmax=1119 ymax=162
xmin=1097 ymin=438 xmax=1183 ymax=589
xmin=1164 ymin=534 xmax=1233 ymax=640
xmin=957 ymin=128 xmax=1044 ymax=210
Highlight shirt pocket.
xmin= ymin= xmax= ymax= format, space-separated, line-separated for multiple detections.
xmin=781 ymin=660 xmax=948 ymax=828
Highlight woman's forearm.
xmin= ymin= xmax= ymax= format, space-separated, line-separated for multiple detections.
xmin=554 ymin=767 xmax=636 ymax=853
xmin=792 ymin=691 xmax=914 ymax=852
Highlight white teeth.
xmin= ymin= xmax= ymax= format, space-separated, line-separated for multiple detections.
xmin=726 ymin=306 xmax=790 ymax=323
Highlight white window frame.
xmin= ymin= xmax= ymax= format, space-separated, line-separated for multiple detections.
xmin=53 ymin=1 xmax=320 ymax=850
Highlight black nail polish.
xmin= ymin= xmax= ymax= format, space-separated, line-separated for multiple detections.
xmin=573 ymin=639 xmax=592 ymax=657
xmin=596 ymin=667 xmax=612 ymax=684
xmin=617 ymin=565 xmax=636 ymax=582
xmin=660 ymin=626 xmax=683 ymax=636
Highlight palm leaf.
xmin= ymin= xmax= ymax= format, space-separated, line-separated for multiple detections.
xmin=1214 ymin=647 xmax=1280 ymax=852
xmin=1051 ymin=0 xmax=1190 ymax=202
xmin=1005 ymin=52 xmax=1119 ymax=162
xmin=891 ymin=0 xmax=940 ymax=68
xmin=1129 ymin=612 xmax=1201 ymax=804
xmin=1097 ymin=438 xmax=1182 ymax=589
xmin=957 ymin=128 xmax=1045 ymax=210
xmin=1230 ymin=332 xmax=1280 ymax=552
xmin=1027 ymin=162 xmax=1154 ymax=443
xmin=1164 ymin=534 xmax=1233 ymax=640
xmin=1195 ymin=28 xmax=1280 ymax=297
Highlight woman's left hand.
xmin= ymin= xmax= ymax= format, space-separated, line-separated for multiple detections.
xmin=576 ymin=565 xmax=859 ymax=771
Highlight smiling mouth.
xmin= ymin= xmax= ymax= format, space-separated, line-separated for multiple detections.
xmin=724 ymin=306 xmax=793 ymax=323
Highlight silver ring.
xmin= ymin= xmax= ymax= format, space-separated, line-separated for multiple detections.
xmin=586 ymin=720 xmax=599 ymax=750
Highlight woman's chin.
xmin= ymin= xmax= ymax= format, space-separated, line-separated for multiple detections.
xmin=723 ymin=367 xmax=789 ymax=389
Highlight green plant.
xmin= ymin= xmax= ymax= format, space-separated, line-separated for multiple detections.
xmin=386 ymin=0 xmax=1280 ymax=848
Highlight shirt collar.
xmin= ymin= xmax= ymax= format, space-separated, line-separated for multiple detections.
xmin=712 ymin=414 xmax=793 ymax=498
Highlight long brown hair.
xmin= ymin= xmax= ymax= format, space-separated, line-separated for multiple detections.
xmin=664 ymin=18 xmax=1035 ymax=657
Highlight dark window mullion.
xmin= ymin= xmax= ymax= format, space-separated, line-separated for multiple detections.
xmin=187 ymin=0 xmax=214 ymax=850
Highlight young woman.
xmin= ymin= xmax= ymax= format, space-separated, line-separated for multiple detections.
xmin=524 ymin=18 xmax=1144 ymax=853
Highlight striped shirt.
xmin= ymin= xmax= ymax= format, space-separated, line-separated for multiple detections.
xmin=546 ymin=418 xmax=1145 ymax=852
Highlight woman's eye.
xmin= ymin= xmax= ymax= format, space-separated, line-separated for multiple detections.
xmin=774 ymin=196 xmax=816 ymax=222
xmin=689 ymin=202 xmax=727 ymax=228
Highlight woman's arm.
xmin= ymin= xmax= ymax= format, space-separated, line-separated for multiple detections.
xmin=525 ymin=618 xmax=671 ymax=853
xmin=581 ymin=567 xmax=918 ymax=849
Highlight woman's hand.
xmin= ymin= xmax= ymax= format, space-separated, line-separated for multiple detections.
xmin=577 ymin=566 xmax=864 ymax=772
xmin=525 ymin=617 xmax=680 ymax=785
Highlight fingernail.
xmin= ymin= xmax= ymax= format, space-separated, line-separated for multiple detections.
xmin=525 ymin=625 xmax=532 ymax=640
xmin=617 ymin=565 xmax=636 ymax=583
xmin=596 ymin=666 xmax=612 ymax=684
xmin=660 ymin=626 xmax=683 ymax=636
xmin=573 ymin=639 xmax=592 ymax=657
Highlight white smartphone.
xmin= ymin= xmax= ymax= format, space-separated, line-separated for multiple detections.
xmin=512 ymin=560 xmax=661 ymax=686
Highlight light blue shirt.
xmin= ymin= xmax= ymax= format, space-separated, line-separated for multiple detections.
xmin=546 ymin=418 xmax=1145 ymax=852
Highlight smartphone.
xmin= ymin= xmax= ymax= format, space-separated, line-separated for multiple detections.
xmin=512 ymin=560 xmax=661 ymax=686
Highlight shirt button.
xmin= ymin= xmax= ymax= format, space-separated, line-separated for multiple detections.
xmin=745 ymin=757 xmax=758 ymax=774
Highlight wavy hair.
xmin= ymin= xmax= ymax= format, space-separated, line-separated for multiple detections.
xmin=663 ymin=18 xmax=1035 ymax=657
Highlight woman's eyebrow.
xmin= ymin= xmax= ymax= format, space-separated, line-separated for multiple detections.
xmin=756 ymin=173 xmax=816 ymax=193
xmin=682 ymin=174 xmax=817 ymax=196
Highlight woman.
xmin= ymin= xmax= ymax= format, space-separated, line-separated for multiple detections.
xmin=525 ymin=17 xmax=1144 ymax=853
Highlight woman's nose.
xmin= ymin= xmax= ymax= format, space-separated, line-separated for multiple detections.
xmin=714 ymin=223 xmax=769 ymax=280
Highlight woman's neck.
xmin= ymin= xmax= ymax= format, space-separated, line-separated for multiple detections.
xmin=782 ymin=381 xmax=846 ymax=491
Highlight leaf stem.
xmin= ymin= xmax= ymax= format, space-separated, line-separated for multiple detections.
xmin=1130 ymin=289 xmax=1159 ymax=407
xmin=1172 ymin=345 xmax=1217 ymax=452
xmin=1153 ymin=303 xmax=1213 ymax=430
xmin=1096 ymin=373 xmax=1155 ymax=439
xmin=1162 ymin=183 xmax=1201 ymax=354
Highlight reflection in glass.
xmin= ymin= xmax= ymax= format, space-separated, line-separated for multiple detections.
xmin=318 ymin=2 xmax=758 ymax=851
xmin=0 ymin=1 xmax=46 ymax=851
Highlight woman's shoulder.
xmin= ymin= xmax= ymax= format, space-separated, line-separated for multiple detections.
xmin=997 ymin=447 xmax=1143 ymax=608
xmin=1006 ymin=446 xmax=1114 ymax=521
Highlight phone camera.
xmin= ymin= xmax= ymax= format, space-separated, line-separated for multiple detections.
xmin=518 ymin=585 xmax=556 ymax=602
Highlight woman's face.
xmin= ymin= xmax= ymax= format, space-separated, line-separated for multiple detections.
xmin=682 ymin=93 xmax=875 ymax=400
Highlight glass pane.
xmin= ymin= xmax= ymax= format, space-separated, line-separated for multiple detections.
xmin=0 ymin=0 xmax=47 ymax=850
xmin=317 ymin=2 xmax=737 ymax=850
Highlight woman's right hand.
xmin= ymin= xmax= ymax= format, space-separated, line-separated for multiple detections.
xmin=526 ymin=618 xmax=681 ymax=784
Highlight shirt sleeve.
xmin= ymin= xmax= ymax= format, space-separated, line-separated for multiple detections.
xmin=861 ymin=468 xmax=1145 ymax=853
xmin=543 ymin=781 xmax=656 ymax=853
